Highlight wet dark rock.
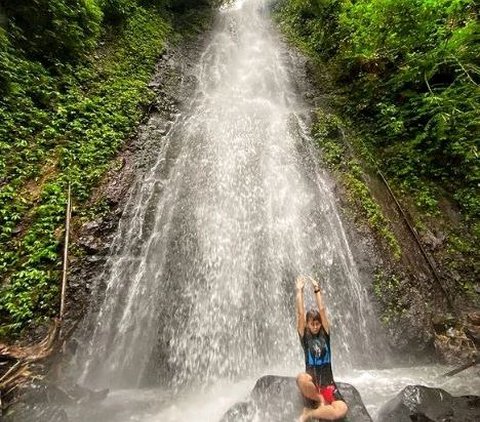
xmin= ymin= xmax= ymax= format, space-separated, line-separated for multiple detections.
xmin=466 ymin=325 xmax=480 ymax=344
xmin=85 ymin=255 xmax=104 ymax=264
xmin=466 ymin=311 xmax=480 ymax=346
xmin=77 ymin=220 xmax=110 ymax=255
xmin=397 ymin=293 xmax=435 ymax=352
xmin=103 ymin=156 xmax=136 ymax=206
xmin=38 ymin=383 xmax=109 ymax=406
xmin=4 ymin=402 xmax=68 ymax=422
xmin=220 ymin=375 xmax=372 ymax=422
xmin=433 ymin=311 xmax=479 ymax=364
xmin=3 ymin=382 xmax=108 ymax=422
xmin=377 ymin=385 xmax=480 ymax=422
xmin=77 ymin=235 xmax=107 ymax=254
xmin=81 ymin=221 xmax=100 ymax=232
xmin=421 ymin=229 xmax=445 ymax=251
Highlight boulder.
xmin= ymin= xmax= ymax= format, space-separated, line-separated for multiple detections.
xmin=3 ymin=382 xmax=109 ymax=422
xmin=4 ymin=402 xmax=68 ymax=422
xmin=220 ymin=375 xmax=372 ymax=421
xmin=377 ymin=385 xmax=480 ymax=422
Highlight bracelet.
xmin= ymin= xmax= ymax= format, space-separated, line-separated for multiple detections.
xmin=314 ymin=288 xmax=321 ymax=294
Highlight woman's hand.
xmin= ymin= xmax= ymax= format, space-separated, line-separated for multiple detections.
xmin=309 ymin=276 xmax=329 ymax=333
xmin=308 ymin=276 xmax=320 ymax=291
xmin=295 ymin=275 xmax=306 ymax=291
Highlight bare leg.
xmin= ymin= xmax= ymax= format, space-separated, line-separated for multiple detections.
xmin=296 ymin=373 xmax=322 ymax=402
xmin=302 ymin=400 xmax=348 ymax=421
xmin=298 ymin=407 xmax=311 ymax=422
xmin=296 ymin=373 xmax=326 ymax=422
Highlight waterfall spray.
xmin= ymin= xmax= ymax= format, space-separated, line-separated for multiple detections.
xmin=78 ymin=0 xmax=386 ymax=390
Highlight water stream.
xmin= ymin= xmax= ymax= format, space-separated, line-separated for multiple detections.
xmin=74 ymin=0 xmax=479 ymax=420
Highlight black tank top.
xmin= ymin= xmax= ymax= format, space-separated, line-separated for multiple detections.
xmin=300 ymin=327 xmax=334 ymax=386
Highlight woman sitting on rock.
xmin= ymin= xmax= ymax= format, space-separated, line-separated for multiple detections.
xmin=295 ymin=275 xmax=348 ymax=421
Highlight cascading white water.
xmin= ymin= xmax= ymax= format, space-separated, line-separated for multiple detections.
xmin=79 ymin=0 xmax=387 ymax=392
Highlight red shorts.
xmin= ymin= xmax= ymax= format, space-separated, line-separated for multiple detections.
xmin=302 ymin=383 xmax=343 ymax=408
xmin=318 ymin=384 xmax=338 ymax=404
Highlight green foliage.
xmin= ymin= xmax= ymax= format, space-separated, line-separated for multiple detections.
xmin=99 ymin=0 xmax=145 ymax=25
xmin=0 ymin=3 xmax=174 ymax=335
xmin=445 ymin=231 xmax=480 ymax=299
xmin=277 ymin=0 xmax=480 ymax=221
xmin=276 ymin=0 xmax=344 ymax=58
xmin=2 ymin=0 xmax=102 ymax=64
xmin=372 ymin=271 xmax=407 ymax=325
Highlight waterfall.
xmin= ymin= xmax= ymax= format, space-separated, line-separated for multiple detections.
xmin=78 ymin=0 xmax=386 ymax=390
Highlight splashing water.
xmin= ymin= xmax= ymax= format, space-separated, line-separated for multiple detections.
xmin=79 ymin=0 xmax=387 ymax=393
xmin=67 ymin=364 xmax=480 ymax=421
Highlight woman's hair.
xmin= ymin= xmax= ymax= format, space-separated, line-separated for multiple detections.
xmin=306 ymin=309 xmax=321 ymax=323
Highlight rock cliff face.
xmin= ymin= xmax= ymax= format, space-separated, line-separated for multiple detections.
xmin=220 ymin=375 xmax=372 ymax=422
xmin=377 ymin=384 xmax=480 ymax=422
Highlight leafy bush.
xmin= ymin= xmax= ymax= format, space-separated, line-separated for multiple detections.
xmin=277 ymin=0 xmax=344 ymax=58
xmin=1 ymin=0 xmax=102 ymax=64
xmin=278 ymin=0 xmax=480 ymax=220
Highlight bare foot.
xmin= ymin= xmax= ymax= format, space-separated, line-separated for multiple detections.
xmin=298 ymin=407 xmax=311 ymax=422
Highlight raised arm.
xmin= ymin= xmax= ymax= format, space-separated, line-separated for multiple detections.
xmin=295 ymin=276 xmax=306 ymax=337
xmin=309 ymin=276 xmax=330 ymax=334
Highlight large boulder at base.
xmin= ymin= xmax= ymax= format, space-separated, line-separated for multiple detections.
xmin=377 ymin=384 xmax=480 ymax=422
xmin=220 ymin=375 xmax=372 ymax=421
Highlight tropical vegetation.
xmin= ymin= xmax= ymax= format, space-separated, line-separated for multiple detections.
xmin=0 ymin=0 xmax=213 ymax=336
xmin=276 ymin=0 xmax=479 ymax=296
